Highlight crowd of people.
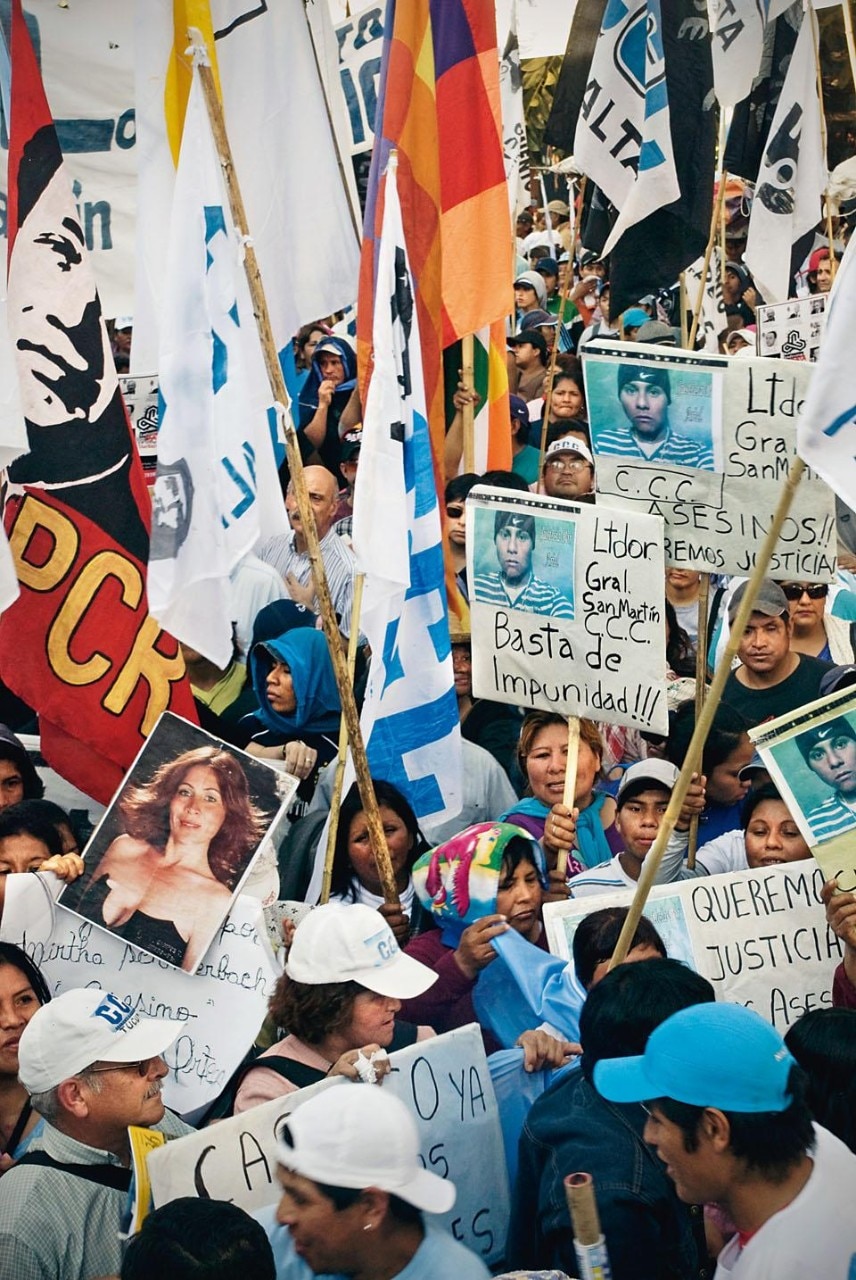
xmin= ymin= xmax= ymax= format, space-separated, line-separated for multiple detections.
xmin=0 ymin=194 xmax=855 ymax=1280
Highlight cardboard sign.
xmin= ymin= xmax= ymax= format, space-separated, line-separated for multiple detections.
xmin=756 ymin=295 xmax=827 ymax=362
xmin=59 ymin=714 xmax=298 ymax=973
xmin=751 ymin=684 xmax=856 ymax=888
xmin=585 ymin=344 xmax=835 ymax=579
xmin=147 ymin=1024 xmax=509 ymax=1266
xmin=1 ymin=877 xmax=278 ymax=1118
xmin=545 ymin=862 xmax=843 ymax=1031
xmin=467 ymin=487 xmax=669 ymax=734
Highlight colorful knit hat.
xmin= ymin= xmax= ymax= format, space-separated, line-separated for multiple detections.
xmin=412 ymin=822 xmax=545 ymax=927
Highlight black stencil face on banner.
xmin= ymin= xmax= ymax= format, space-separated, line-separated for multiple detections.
xmin=391 ymin=245 xmax=413 ymax=399
xmin=757 ymin=103 xmax=802 ymax=214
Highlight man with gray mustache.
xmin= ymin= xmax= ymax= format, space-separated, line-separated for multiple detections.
xmin=0 ymin=988 xmax=192 ymax=1280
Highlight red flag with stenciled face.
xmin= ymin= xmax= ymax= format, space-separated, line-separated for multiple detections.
xmin=0 ymin=0 xmax=197 ymax=804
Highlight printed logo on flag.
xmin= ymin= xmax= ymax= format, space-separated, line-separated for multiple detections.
xmin=611 ymin=2 xmax=666 ymax=100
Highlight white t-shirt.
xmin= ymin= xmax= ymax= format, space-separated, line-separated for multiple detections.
xmin=714 ymin=1125 xmax=856 ymax=1279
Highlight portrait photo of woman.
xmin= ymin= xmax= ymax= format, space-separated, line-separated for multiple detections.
xmin=61 ymin=716 xmax=290 ymax=972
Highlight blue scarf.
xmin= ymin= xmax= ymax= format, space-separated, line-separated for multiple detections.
xmin=500 ymin=792 xmax=613 ymax=870
xmin=250 ymin=629 xmax=341 ymax=735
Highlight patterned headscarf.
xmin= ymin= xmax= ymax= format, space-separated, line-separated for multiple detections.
xmin=412 ymin=822 xmax=546 ymax=929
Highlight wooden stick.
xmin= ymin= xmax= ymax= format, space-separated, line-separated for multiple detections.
xmin=194 ymin=47 xmax=400 ymax=906
xmin=556 ymin=716 xmax=581 ymax=879
xmin=564 ymin=1173 xmax=611 ymax=1280
xmin=608 ymin=457 xmax=807 ymax=970
xmin=536 ymin=201 xmax=575 ymax=483
xmin=689 ymin=166 xmax=728 ymax=352
xmin=301 ymin=3 xmax=362 ymax=245
xmin=461 ymin=333 xmax=476 ymax=474
xmin=679 ymin=272 xmax=689 ymax=349
xmin=320 ymin=572 xmax=365 ymax=905
xmin=810 ymin=5 xmax=837 ymax=279
xmin=687 ymin=573 xmax=710 ymax=869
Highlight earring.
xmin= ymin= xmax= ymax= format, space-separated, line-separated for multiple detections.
xmin=363 ymin=1223 xmax=373 ymax=1232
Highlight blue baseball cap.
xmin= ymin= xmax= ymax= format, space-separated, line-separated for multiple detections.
xmin=594 ymin=1004 xmax=796 ymax=1113
xmin=623 ymin=307 xmax=650 ymax=329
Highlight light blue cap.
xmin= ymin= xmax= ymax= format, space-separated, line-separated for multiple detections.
xmin=594 ymin=1003 xmax=796 ymax=1113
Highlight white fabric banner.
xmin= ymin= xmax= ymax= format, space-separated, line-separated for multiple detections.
xmin=132 ymin=0 xmax=360 ymax=372
xmin=707 ymin=0 xmax=794 ymax=108
xmin=745 ymin=12 xmax=826 ymax=304
xmin=498 ymin=0 xmax=531 ymax=218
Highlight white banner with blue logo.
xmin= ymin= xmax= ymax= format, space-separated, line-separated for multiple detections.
xmin=574 ymin=0 xmax=679 ymax=256
xmin=352 ymin=155 xmax=462 ymax=826
xmin=148 ymin=65 xmax=287 ymax=668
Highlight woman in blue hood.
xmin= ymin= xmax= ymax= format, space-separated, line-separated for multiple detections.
xmin=246 ymin=628 xmax=342 ymax=815
xmin=297 ymin=335 xmax=358 ymax=476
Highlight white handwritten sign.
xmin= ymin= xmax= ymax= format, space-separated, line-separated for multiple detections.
xmin=1 ymin=877 xmax=277 ymax=1117
xmin=545 ymin=863 xmax=843 ymax=1032
xmin=468 ymin=487 xmax=669 ymax=734
xmin=756 ymin=295 xmax=827 ymax=362
xmin=147 ymin=1025 xmax=509 ymax=1266
xmin=585 ymin=345 xmax=835 ymax=579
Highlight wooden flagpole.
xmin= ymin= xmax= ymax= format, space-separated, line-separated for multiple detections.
xmin=609 ymin=457 xmax=807 ymax=969
xmin=686 ymin=573 xmax=710 ymax=869
xmin=689 ymin=130 xmax=728 ymax=352
xmin=320 ymin=572 xmax=365 ymax=904
xmin=537 ymin=179 xmax=576 ymax=483
xmin=461 ymin=333 xmax=476 ymax=473
xmin=192 ymin=38 xmax=400 ymax=907
xmin=556 ymin=717 xmax=581 ymax=879
xmin=810 ymin=3 xmax=837 ymax=276
xmin=843 ymin=0 xmax=856 ymax=96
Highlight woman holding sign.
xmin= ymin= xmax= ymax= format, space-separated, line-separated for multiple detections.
xmin=500 ymin=712 xmax=618 ymax=894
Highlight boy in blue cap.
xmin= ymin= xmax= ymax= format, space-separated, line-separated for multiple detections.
xmin=595 ymin=1003 xmax=856 ymax=1278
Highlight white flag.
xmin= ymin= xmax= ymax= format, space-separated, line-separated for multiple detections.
xmin=132 ymin=0 xmax=360 ymax=373
xmin=708 ymin=0 xmax=793 ymax=108
xmin=685 ymin=249 xmax=728 ymax=352
xmin=744 ymin=13 xmax=826 ymax=304
xmin=499 ymin=0 xmax=531 ymax=218
xmin=797 ymin=234 xmax=856 ymax=507
xmin=352 ymin=157 xmax=462 ymax=828
xmin=148 ymin=67 xmax=287 ymax=668
xmin=574 ymin=0 xmax=679 ymax=257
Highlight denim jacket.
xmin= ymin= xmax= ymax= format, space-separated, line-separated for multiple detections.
xmin=507 ymin=1071 xmax=711 ymax=1280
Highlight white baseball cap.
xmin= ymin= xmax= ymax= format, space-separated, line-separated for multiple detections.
xmin=545 ymin=436 xmax=593 ymax=466
xmin=278 ymin=1087 xmax=456 ymax=1213
xmin=18 ymin=988 xmax=185 ymax=1094
xmin=616 ymin=759 xmax=679 ymax=807
xmin=285 ymin=903 xmax=437 ymax=999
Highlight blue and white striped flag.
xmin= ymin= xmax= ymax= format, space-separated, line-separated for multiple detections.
xmin=352 ymin=155 xmax=462 ymax=826
xmin=574 ymin=0 xmax=679 ymax=258
xmin=797 ymin=233 xmax=856 ymax=506
xmin=148 ymin=62 xmax=287 ymax=667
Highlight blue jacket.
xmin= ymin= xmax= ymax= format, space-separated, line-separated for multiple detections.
xmin=250 ymin=628 xmax=341 ymax=736
xmin=507 ymin=1072 xmax=710 ymax=1280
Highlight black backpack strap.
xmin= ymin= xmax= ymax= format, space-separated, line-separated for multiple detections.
xmin=238 ymin=1054 xmax=328 ymax=1091
xmin=14 ymin=1149 xmax=132 ymax=1192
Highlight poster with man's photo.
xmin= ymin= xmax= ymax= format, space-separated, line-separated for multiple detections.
xmin=750 ymin=684 xmax=856 ymax=888
xmin=583 ymin=344 xmax=835 ymax=581
xmin=756 ymin=295 xmax=827 ymax=363
xmin=60 ymin=713 xmax=298 ymax=972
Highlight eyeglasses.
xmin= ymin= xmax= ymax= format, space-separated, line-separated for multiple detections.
xmin=445 ymin=506 xmax=465 ymax=519
xmin=546 ymin=458 xmax=589 ymax=472
xmin=85 ymin=1058 xmax=154 ymax=1078
xmin=781 ymin=583 xmax=829 ymax=601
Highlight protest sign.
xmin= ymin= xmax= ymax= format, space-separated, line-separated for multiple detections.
xmin=685 ymin=250 xmax=728 ymax=354
xmin=467 ymin=487 xmax=669 ymax=734
xmin=147 ymin=1024 xmax=509 ymax=1266
xmin=0 ymin=874 xmax=278 ymax=1117
xmin=545 ymin=862 xmax=843 ymax=1031
xmin=59 ymin=713 xmax=298 ymax=973
xmin=118 ymin=372 xmax=158 ymax=481
xmin=750 ymin=684 xmax=856 ymax=888
xmin=585 ymin=343 xmax=836 ymax=578
xmin=756 ymin=296 xmax=828 ymax=362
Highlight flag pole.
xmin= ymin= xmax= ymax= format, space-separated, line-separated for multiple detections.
xmin=689 ymin=158 xmax=728 ymax=351
xmin=461 ymin=333 xmax=476 ymax=473
xmin=810 ymin=3 xmax=837 ymax=276
xmin=191 ymin=37 xmax=401 ymax=907
xmin=686 ymin=572 xmax=710 ymax=869
xmin=320 ymin=571 xmax=365 ymax=904
xmin=301 ymin=2 xmax=362 ymax=244
xmin=608 ymin=457 xmax=807 ymax=970
xmin=556 ymin=716 xmax=580 ymax=879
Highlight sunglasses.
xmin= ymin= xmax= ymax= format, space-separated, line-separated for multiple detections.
xmin=446 ymin=506 xmax=465 ymax=519
xmin=86 ymin=1058 xmax=155 ymax=1078
xmin=781 ymin=583 xmax=829 ymax=601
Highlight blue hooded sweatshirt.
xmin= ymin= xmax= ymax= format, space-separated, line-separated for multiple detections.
xmin=250 ymin=628 xmax=341 ymax=736
xmin=296 ymin=336 xmax=357 ymax=474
